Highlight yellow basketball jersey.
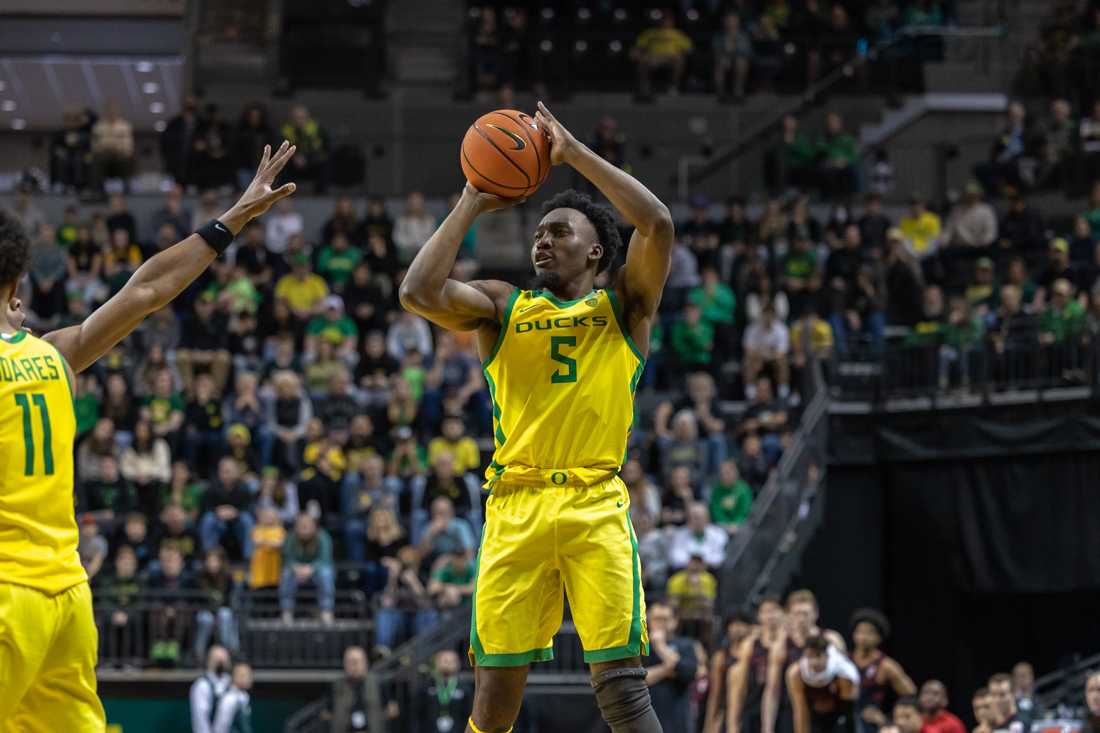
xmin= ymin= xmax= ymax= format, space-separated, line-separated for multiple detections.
xmin=482 ymin=287 xmax=644 ymax=487
xmin=0 ymin=331 xmax=84 ymax=594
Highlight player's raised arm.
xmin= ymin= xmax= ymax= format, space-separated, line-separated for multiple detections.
xmin=398 ymin=184 xmax=518 ymax=332
xmin=44 ymin=142 xmax=298 ymax=373
xmin=535 ymin=101 xmax=673 ymax=322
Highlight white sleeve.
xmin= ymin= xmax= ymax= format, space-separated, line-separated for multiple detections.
xmin=211 ymin=690 xmax=238 ymax=733
xmin=775 ymin=323 xmax=790 ymax=355
xmin=190 ymin=679 xmax=213 ymax=733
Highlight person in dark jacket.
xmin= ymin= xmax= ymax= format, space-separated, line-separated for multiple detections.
xmin=644 ymin=601 xmax=703 ymax=731
xmin=882 ymin=229 xmax=925 ymax=327
xmin=325 ymin=645 xmax=395 ymax=733
xmin=417 ymin=649 xmax=473 ymax=733
xmin=197 ymin=457 xmax=255 ymax=561
xmin=161 ymin=95 xmax=199 ymax=185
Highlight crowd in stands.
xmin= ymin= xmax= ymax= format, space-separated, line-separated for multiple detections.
xmin=464 ymin=1 xmax=954 ymax=100
xmin=48 ymin=97 xmax=333 ymax=198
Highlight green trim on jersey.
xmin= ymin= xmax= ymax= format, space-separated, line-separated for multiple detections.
xmin=0 ymin=331 xmax=28 ymax=344
xmin=605 ymin=288 xmax=645 ymax=363
xmin=532 ymin=288 xmax=596 ymax=309
xmin=482 ymin=287 xmax=521 ymax=370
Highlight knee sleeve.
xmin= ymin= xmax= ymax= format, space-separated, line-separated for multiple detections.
xmin=591 ymin=667 xmax=664 ymax=733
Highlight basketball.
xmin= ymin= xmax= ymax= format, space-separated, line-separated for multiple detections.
xmin=460 ymin=109 xmax=551 ymax=199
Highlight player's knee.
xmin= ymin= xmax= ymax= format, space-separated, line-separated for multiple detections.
xmin=591 ymin=666 xmax=663 ymax=732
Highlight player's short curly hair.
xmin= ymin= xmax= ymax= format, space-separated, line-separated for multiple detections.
xmin=0 ymin=211 xmax=30 ymax=289
xmin=541 ymin=189 xmax=622 ymax=273
xmin=850 ymin=607 xmax=891 ymax=639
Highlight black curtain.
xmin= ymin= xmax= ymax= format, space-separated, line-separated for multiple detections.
xmin=799 ymin=406 xmax=1100 ymax=724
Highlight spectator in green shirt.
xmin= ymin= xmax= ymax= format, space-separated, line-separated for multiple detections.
xmin=819 ymin=112 xmax=859 ymax=197
xmin=279 ymin=513 xmax=335 ymax=624
xmin=783 ymin=235 xmax=821 ymax=316
xmin=1040 ymin=278 xmax=1086 ymax=344
xmin=428 ymin=551 xmax=475 ymax=610
xmin=708 ymin=460 xmax=753 ymax=533
xmin=670 ymin=302 xmax=715 ymax=369
xmin=141 ymin=367 xmax=185 ymax=447
xmin=305 ymin=295 xmax=358 ymax=360
xmin=316 ymin=231 xmax=362 ymax=290
xmin=688 ymin=266 xmax=736 ymax=327
xmin=782 ymin=114 xmax=817 ymax=189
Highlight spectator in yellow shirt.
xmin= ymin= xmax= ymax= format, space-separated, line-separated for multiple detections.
xmin=665 ymin=554 xmax=717 ymax=622
xmin=427 ymin=417 xmax=481 ymax=476
xmin=790 ymin=302 xmax=835 ymax=371
xmin=275 ymin=253 xmax=329 ymax=322
xmin=632 ymin=14 xmax=694 ymax=100
xmin=899 ymin=194 xmax=943 ymax=259
xmin=249 ymin=505 xmax=286 ymax=589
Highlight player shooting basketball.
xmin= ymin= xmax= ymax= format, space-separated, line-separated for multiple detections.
xmin=0 ymin=142 xmax=296 ymax=731
xmin=401 ymin=102 xmax=674 ymax=733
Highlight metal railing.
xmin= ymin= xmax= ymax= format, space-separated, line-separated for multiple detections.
xmin=93 ymin=587 xmax=371 ymax=670
xmin=831 ymin=330 xmax=1099 ymax=404
xmin=1035 ymin=651 xmax=1100 ymax=715
xmin=718 ymin=358 xmax=830 ymax=613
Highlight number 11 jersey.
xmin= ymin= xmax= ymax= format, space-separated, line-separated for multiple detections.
xmin=0 ymin=331 xmax=84 ymax=594
xmin=482 ymin=287 xmax=644 ymax=488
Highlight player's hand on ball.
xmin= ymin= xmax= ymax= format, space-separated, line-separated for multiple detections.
xmin=236 ymin=140 xmax=298 ymax=220
xmin=462 ymin=183 xmax=525 ymax=214
xmin=535 ymin=101 xmax=578 ymax=166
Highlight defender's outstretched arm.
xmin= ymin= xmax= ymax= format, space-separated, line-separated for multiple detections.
xmin=44 ymin=142 xmax=299 ymax=373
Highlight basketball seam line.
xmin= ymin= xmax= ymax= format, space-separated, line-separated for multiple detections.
xmin=461 ymin=147 xmax=531 ymax=191
xmin=472 ymin=122 xmax=533 ymax=189
xmin=495 ymin=111 xmax=543 ymax=186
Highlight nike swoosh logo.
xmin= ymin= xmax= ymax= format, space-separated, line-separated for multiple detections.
xmin=616 ymin=500 xmax=625 ymax=508
xmin=214 ymin=222 xmax=229 ymax=233
xmin=486 ymin=123 xmax=526 ymax=151
xmin=518 ymin=304 xmax=538 ymax=314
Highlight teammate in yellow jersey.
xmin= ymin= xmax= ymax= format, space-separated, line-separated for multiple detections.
xmin=401 ymin=102 xmax=673 ymax=733
xmin=0 ymin=142 xmax=297 ymax=732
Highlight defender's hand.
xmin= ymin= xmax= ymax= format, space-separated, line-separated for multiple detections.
xmin=535 ymin=101 xmax=579 ymax=166
xmin=224 ymin=141 xmax=298 ymax=230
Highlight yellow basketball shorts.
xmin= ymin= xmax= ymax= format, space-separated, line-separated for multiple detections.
xmin=469 ymin=474 xmax=649 ymax=667
xmin=0 ymin=580 xmax=106 ymax=732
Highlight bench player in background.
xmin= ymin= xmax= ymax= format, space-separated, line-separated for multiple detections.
xmin=401 ymin=101 xmax=674 ymax=733
xmin=0 ymin=142 xmax=296 ymax=731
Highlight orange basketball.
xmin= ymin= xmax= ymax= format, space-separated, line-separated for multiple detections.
xmin=460 ymin=109 xmax=551 ymax=199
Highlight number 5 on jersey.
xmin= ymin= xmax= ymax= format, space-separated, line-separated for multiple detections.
xmin=550 ymin=336 xmax=577 ymax=383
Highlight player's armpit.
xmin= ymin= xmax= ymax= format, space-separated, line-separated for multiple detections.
xmin=400 ymin=277 xmax=513 ymax=332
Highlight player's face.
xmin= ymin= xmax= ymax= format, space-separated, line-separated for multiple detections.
xmin=973 ymin=696 xmax=993 ymax=724
xmin=894 ymin=706 xmax=923 ymax=733
xmin=920 ymin=682 xmax=945 ymax=712
xmin=853 ymin=622 xmax=881 ymax=651
xmin=759 ymin=601 xmax=783 ymax=629
xmin=789 ymin=602 xmax=816 ymax=632
xmin=531 ymin=208 xmax=601 ymax=285
xmin=806 ymin=649 xmax=829 ymax=675
xmin=990 ymin=681 xmax=1014 ymax=717
xmin=1086 ymin=675 xmax=1100 ymax=715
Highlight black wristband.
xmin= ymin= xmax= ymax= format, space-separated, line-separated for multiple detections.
xmin=196 ymin=219 xmax=234 ymax=255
